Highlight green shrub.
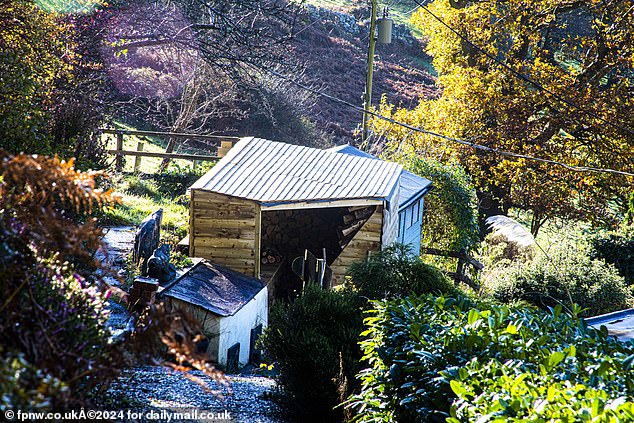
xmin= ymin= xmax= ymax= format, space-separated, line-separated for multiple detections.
xmin=349 ymin=293 xmax=634 ymax=422
xmin=259 ymin=285 xmax=364 ymax=421
xmin=347 ymin=244 xmax=455 ymax=300
xmin=591 ymin=232 xmax=634 ymax=285
xmin=0 ymin=350 xmax=69 ymax=411
xmin=484 ymin=245 xmax=632 ymax=317
xmin=478 ymin=232 xmax=535 ymax=269
xmin=399 ymin=156 xmax=480 ymax=253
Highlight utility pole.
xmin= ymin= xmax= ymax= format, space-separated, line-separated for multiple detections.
xmin=361 ymin=0 xmax=378 ymax=143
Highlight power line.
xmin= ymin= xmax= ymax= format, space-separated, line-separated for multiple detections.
xmin=410 ymin=0 xmax=634 ymax=139
xmin=252 ymin=64 xmax=634 ymax=178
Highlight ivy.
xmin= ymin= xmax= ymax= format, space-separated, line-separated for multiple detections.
xmin=399 ymin=155 xmax=480 ymax=252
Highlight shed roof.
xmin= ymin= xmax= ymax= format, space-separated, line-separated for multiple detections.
xmin=190 ymin=137 xmax=402 ymax=206
xmin=328 ymin=144 xmax=432 ymax=211
xmin=161 ymin=260 xmax=266 ymax=317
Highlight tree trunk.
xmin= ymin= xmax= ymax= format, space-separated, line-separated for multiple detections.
xmin=158 ymin=136 xmax=177 ymax=172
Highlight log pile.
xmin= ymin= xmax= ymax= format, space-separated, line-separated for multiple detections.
xmin=337 ymin=206 xmax=376 ymax=248
xmin=261 ymin=209 xmax=343 ymax=257
xmin=261 ymin=205 xmax=377 ymax=266
xmin=261 ymin=247 xmax=283 ymax=265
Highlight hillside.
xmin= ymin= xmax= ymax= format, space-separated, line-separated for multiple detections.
xmin=290 ymin=2 xmax=437 ymax=141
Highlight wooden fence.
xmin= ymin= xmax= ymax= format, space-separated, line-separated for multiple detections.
xmin=101 ymin=129 xmax=240 ymax=172
xmin=423 ymin=247 xmax=484 ymax=290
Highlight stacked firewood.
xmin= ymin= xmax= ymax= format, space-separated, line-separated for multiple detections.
xmin=261 ymin=209 xmax=337 ymax=253
xmin=337 ymin=206 xmax=376 ymax=248
xmin=261 ymin=247 xmax=283 ymax=265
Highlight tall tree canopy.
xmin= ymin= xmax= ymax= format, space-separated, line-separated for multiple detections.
xmin=371 ymin=0 xmax=634 ymax=235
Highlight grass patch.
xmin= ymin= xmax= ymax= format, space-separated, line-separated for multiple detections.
xmin=100 ymin=172 xmax=204 ymax=243
xmin=103 ymin=122 xmax=211 ymax=174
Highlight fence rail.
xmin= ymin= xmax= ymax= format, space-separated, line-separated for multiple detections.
xmin=101 ymin=128 xmax=240 ymax=143
xmin=100 ymin=128 xmax=240 ymax=172
xmin=105 ymin=149 xmax=219 ymax=161
xmin=423 ymin=247 xmax=483 ymax=290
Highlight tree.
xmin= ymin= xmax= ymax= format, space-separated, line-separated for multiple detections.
xmin=0 ymin=0 xmax=114 ymax=167
xmin=102 ymin=0 xmax=320 ymax=163
xmin=0 ymin=0 xmax=73 ymax=154
xmin=370 ymin=0 xmax=634 ymax=235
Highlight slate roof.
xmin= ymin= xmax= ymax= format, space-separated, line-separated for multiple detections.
xmin=160 ymin=260 xmax=266 ymax=317
xmin=328 ymin=144 xmax=433 ymax=211
xmin=190 ymin=137 xmax=402 ymax=206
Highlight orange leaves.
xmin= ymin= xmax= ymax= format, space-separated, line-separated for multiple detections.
xmin=0 ymin=152 xmax=119 ymax=216
xmin=0 ymin=150 xmax=119 ymax=269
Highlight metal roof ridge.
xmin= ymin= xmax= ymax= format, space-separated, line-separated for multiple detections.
xmin=189 ymin=137 xmax=254 ymax=190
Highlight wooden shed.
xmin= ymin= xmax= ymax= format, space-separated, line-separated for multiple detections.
xmin=329 ymin=145 xmax=432 ymax=255
xmin=188 ymin=137 xmax=431 ymax=295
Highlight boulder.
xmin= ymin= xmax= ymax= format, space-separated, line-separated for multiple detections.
xmin=148 ymin=244 xmax=177 ymax=284
xmin=133 ymin=209 xmax=162 ymax=275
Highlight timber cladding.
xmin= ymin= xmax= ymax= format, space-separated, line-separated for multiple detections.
xmin=190 ymin=190 xmax=261 ymax=277
xmin=330 ymin=205 xmax=383 ymax=285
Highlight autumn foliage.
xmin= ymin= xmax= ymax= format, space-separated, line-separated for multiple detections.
xmin=371 ymin=0 xmax=634 ymax=234
xmin=0 ymin=152 xmax=222 ymax=410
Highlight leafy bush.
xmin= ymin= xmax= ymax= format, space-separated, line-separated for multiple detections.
xmin=399 ymin=155 xmax=480 ymax=253
xmin=591 ymin=232 xmax=634 ymax=286
xmin=483 ymin=244 xmax=633 ymax=317
xmin=478 ymin=232 xmax=535 ymax=269
xmin=0 ymin=152 xmax=221 ymax=410
xmin=0 ymin=154 xmax=118 ymax=409
xmin=259 ymin=285 xmax=364 ymax=421
xmin=0 ymin=350 xmax=69 ymax=411
xmin=261 ymin=247 xmax=452 ymax=420
xmin=347 ymin=244 xmax=455 ymax=300
xmin=349 ymin=293 xmax=634 ymax=423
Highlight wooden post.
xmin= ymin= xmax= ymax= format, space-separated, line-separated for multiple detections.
xmin=455 ymin=249 xmax=466 ymax=285
xmin=218 ymin=140 xmax=235 ymax=158
xmin=192 ymin=160 xmax=199 ymax=172
xmin=134 ymin=141 xmax=144 ymax=172
xmin=115 ymin=133 xmax=124 ymax=172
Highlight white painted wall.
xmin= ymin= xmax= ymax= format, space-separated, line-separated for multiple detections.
xmin=381 ymin=180 xmax=401 ymax=247
xmin=217 ymin=287 xmax=268 ymax=368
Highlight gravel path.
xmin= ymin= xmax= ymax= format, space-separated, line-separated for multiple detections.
xmin=104 ymin=366 xmax=287 ymax=423
xmin=100 ymin=227 xmax=289 ymax=423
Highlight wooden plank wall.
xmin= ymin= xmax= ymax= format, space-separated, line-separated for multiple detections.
xmin=330 ymin=205 xmax=383 ymax=286
xmin=189 ymin=190 xmax=261 ymax=277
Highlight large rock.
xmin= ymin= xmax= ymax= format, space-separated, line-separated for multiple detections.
xmin=148 ymin=244 xmax=177 ymax=284
xmin=133 ymin=209 xmax=162 ymax=275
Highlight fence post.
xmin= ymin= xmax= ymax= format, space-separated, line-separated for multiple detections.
xmin=192 ymin=160 xmax=198 ymax=172
xmin=115 ymin=133 xmax=124 ymax=172
xmin=218 ymin=140 xmax=235 ymax=157
xmin=134 ymin=141 xmax=144 ymax=172
xmin=455 ymin=248 xmax=466 ymax=285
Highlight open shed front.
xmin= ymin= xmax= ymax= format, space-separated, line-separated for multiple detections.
xmin=189 ymin=189 xmax=385 ymax=296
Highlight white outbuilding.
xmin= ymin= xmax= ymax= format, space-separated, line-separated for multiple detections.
xmin=160 ymin=260 xmax=268 ymax=372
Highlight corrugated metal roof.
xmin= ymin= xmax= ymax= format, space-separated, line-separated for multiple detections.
xmin=328 ymin=144 xmax=432 ymax=210
xmin=160 ymin=260 xmax=266 ymax=317
xmin=190 ymin=138 xmax=402 ymax=205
